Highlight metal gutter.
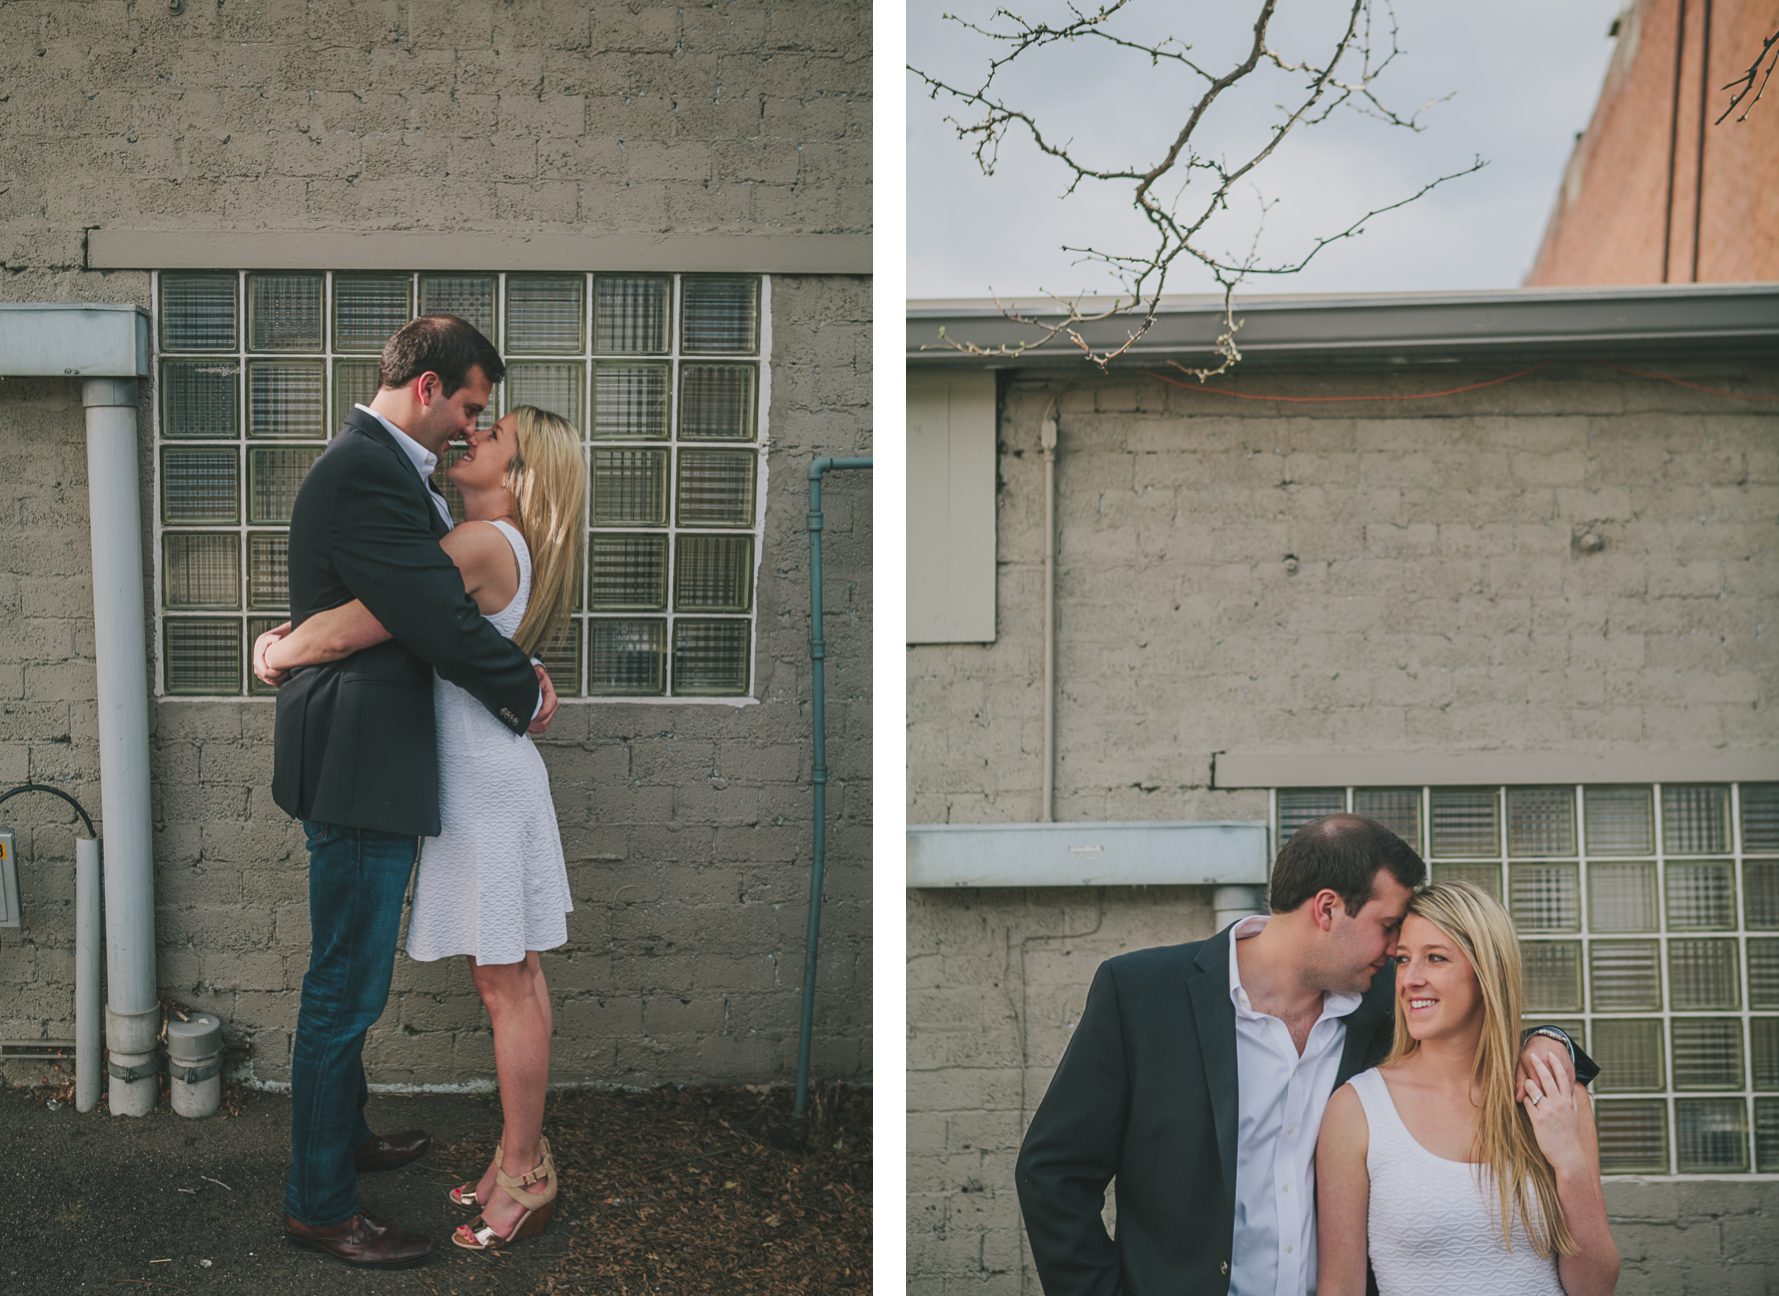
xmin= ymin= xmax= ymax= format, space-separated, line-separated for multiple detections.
xmin=906 ymin=284 xmax=1779 ymax=368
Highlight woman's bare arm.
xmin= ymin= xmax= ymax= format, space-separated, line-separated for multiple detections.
xmin=258 ymin=521 xmax=516 ymax=674
xmin=262 ymin=601 xmax=392 ymax=672
xmin=1315 ymin=1083 xmax=1372 ymax=1296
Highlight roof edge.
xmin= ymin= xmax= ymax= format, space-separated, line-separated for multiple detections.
xmin=906 ymin=283 xmax=1779 ymax=367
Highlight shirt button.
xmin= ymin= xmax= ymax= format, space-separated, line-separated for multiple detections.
xmin=1286 ymin=1124 xmax=1295 ymax=1134
xmin=1281 ymin=1184 xmax=1290 ymax=1193
xmin=1285 ymin=1245 xmax=1294 ymax=1254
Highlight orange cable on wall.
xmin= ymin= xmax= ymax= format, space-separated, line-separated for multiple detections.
xmin=1141 ymin=360 xmax=1779 ymax=405
xmin=1143 ymin=365 xmax=1547 ymax=403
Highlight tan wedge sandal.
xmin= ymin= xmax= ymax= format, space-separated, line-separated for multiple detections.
xmin=448 ymin=1142 xmax=501 ymax=1209
xmin=452 ymin=1138 xmax=557 ymax=1252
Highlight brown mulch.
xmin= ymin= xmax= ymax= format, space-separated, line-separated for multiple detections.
xmin=4 ymin=1072 xmax=870 ymax=1296
xmin=536 ymin=1083 xmax=871 ymax=1296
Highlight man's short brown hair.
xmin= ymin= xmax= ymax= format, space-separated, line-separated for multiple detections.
xmin=377 ymin=314 xmax=505 ymax=394
xmin=1267 ymin=813 xmax=1426 ymax=915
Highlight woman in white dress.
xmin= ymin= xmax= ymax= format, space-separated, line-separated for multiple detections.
xmin=1315 ymin=882 xmax=1619 ymax=1295
xmin=258 ymin=405 xmax=583 ymax=1253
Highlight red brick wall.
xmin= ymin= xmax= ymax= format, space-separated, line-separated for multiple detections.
xmin=1527 ymin=0 xmax=1779 ymax=285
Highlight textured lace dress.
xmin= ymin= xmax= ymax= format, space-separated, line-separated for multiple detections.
xmin=1349 ymin=1067 xmax=1564 ymax=1296
xmin=405 ymin=520 xmax=573 ymax=965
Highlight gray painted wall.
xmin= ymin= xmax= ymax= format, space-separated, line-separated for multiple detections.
xmin=906 ymin=360 xmax=1779 ymax=1292
xmin=0 ymin=1 xmax=872 ymax=1090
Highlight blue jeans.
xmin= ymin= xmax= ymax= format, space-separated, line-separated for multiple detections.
xmin=285 ymin=820 xmax=418 ymax=1225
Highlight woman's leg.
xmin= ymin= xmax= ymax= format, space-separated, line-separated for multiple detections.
xmin=466 ymin=951 xmax=554 ymax=1234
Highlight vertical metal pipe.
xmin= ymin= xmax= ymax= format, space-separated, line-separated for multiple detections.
xmin=82 ymin=378 xmax=160 ymax=1116
xmin=793 ymin=456 xmax=871 ymax=1136
xmin=75 ymin=836 xmax=102 ymax=1113
xmin=1212 ymin=884 xmax=1267 ymax=932
xmin=1040 ymin=413 xmax=1058 ymax=823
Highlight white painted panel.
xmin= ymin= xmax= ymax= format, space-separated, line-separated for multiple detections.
xmin=907 ymin=369 xmax=996 ymax=643
xmin=906 ymin=820 xmax=1269 ymax=887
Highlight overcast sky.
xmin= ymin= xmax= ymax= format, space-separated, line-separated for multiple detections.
xmin=907 ymin=1 xmax=1625 ymax=301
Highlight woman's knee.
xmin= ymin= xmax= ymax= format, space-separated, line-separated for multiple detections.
xmin=470 ymin=957 xmax=537 ymax=1010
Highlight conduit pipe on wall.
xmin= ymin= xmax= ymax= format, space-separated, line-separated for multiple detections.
xmin=792 ymin=455 xmax=872 ymax=1139
xmin=82 ymin=377 xmax=160 ymax=1117
xmin=0 ymin=783 xmax=102 ymax=1112
xmin=1040 ymin=411 xmax=1058 ymax=823
xmin=75 ymin=836 xmax=103 ymax=1112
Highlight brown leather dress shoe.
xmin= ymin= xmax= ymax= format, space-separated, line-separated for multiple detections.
xmin=354 ymin=1128 xmax=431 ymax=1173
xmin=283 ymin=1210 xmax=432 ymax=1267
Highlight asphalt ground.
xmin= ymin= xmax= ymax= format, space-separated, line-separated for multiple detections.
xmin=1 ymin=1079 xmax=870 ymax=1295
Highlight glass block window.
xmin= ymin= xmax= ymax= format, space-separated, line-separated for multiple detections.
xmin=1272 ymin=783 xmax=1779 ymax=1176
xmin=154 ymin=270 xmax=769 ymax=700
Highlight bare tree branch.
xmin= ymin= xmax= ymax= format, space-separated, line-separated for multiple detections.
xmin=909 ymin=1 xmax=1484 ymax=371
xmin=1715 ymin=27 xmax=1779 ymax=124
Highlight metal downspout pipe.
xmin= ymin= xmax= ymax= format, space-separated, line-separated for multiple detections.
xmin=1040 ymin=412 xmax=1057 ymax=823
xmin=792 ymin=455 xmax=872 ymax=1138
xmin=1039 ymin=403 xmax=1262 ymax=924
xmin=81 ymin=378 xmax=160 ymax=1116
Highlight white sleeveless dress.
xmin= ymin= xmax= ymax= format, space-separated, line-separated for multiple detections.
xmin=1348 ymin=1068 xmax=1564 ymax=1296
xmin=405 ymin=519 xmax=573 ymax=965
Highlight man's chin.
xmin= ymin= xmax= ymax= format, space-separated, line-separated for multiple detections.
xmin=1345 ymin=967 xmax=1383 ymax=994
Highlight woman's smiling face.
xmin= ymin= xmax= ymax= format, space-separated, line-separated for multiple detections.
xmin=447 ymin=411 xmax=520 ymax=491
xmin=1394 ymin=913 xmax=1483 ymax=1042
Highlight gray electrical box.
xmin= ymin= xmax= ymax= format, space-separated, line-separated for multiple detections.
xmin=0 ymin=829 xmax=18 ymax=928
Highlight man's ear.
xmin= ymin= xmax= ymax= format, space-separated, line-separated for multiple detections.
xmin=414 ymin=371 xmax=441 ymax=408
xmin=1309 ymin=889 xmax=1341 ymax=932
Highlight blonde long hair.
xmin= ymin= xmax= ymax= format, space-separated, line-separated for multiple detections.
xmin=1382 ymin=881 xmax=1576 ymax=1258
xmin=502 ymin=405 xmax=584 ymax=658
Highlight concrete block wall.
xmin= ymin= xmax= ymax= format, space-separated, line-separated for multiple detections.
xmin=909 ymin=360 xmax=1778 ymax=826
xmin=0 ymin=0 xmax=872 ymax=1090
xmin=906 ymin=360 xmax=1779 ymax=1292
xmin=0 ymin=0 xmax=870 ymax=260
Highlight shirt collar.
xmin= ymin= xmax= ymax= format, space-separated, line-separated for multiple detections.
xmin=356 ymin=403 xmax=438 ymax=478
xmin=1227 ymin=914 xmax=1363 ymax=1019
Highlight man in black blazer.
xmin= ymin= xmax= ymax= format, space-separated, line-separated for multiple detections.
xmin=1016 ymin=814 xmax=1592 ymax=1296
xmin=271 ymin=315 xmax=555 ymax=1267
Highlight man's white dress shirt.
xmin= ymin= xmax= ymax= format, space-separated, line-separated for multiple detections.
xmin=1226 ymin=915 xmax=1363 ymax=1296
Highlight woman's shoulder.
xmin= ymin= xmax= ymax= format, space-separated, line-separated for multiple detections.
xmin=1318 ymin=1077 xmax=1371 ymax=1150
xmin=441 ymin=518 xmax=509 ymax=556
xmin=441 ymin=520 xmax=523 ymax=580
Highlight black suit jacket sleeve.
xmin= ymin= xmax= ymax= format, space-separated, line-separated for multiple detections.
xmin=324 ymin=453 xmax=538 ymax=732
xmin=1016 ymin=960 xmax=1129 ymax=1296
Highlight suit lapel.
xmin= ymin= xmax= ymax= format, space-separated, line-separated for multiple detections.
xmin=1186 ymin=930 xmax=1240 ymax=1214
xmin=343 ymin=408 xmax=451 ymax=538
